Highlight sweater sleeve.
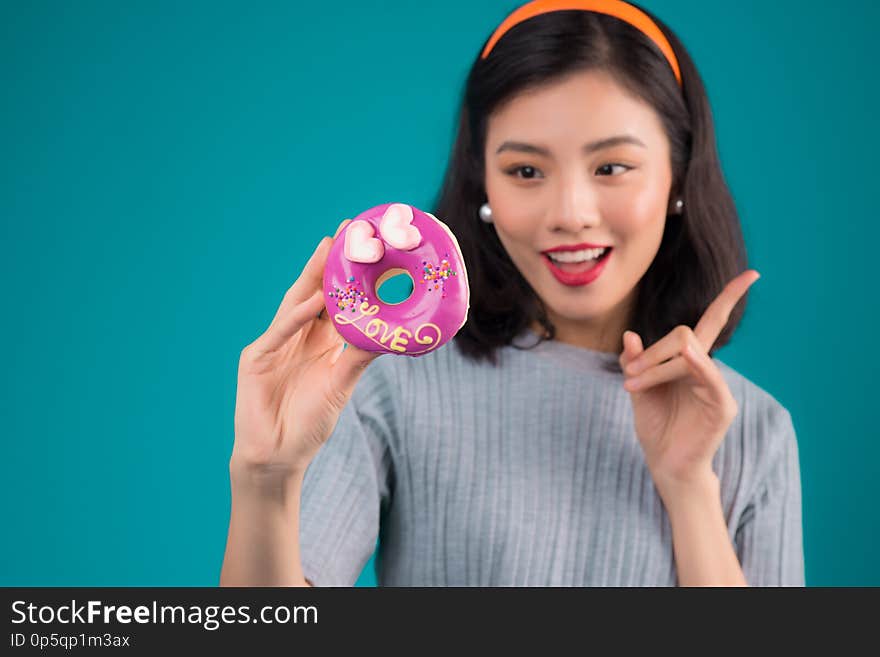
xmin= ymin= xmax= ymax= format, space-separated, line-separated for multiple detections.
xmin=734 ymin=405 xmax=805 ymax=586
xmin=298 ymin=354 xmax=397 ymax=586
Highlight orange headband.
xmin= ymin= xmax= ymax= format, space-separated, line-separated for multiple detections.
xmin=480 ymin=0 xmax=682 ymax=87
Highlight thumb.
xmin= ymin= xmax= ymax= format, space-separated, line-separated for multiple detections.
xmin=327 ymin=341 xmax=384 ymax=405
xmin=620 ymin=330 xmax=644 ymax=368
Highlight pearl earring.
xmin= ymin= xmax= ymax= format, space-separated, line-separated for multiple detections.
xmin=675 ymin=199 xmax=684 ymax=212
xmin=479 ymin=202 xmax=493 ymax=223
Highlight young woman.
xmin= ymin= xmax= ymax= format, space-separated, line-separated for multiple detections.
xmin=220 ymin=0 xmax=804 ymax=587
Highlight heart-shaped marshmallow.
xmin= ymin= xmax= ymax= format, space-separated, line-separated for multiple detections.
xmin=379 ymin=203 xmax=422 ymax=251
xmin=344 ymin=219 xmax=384 ymax=263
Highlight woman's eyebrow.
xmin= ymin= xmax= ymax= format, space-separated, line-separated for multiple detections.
xmin=495 ymin=134 xmax=646 ymax=156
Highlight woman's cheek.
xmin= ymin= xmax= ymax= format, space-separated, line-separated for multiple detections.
xmin=605 ymin=188 xmax=659 ymax=227
xmin=606 ymin=196 xmax=667 ymax=257
xmin=495 ymin=201 xmax=543 ymax=241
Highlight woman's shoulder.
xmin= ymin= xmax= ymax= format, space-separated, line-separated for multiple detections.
xmin=712 ymin=356 xmax=799 ymax=475
xmin=354 ymin=338 xmax=508 ymax=418
xmin=347 ymin=341 xmax=480 ymax=442
xmin=713 ymin=356 xmax=794 ymax=423
xmin=354 ymin=338 xmax=472 ymax=400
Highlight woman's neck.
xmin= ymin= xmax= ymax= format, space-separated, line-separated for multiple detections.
xmin=531 ymin=296 xmax=634 ymax=355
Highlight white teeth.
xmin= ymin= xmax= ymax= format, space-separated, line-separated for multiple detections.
xmin=546 ymin=247 xmax=607 ymax=263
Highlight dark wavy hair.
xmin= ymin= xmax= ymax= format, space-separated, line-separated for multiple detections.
xmin=431 ymin=3 xmax=749 ymax=373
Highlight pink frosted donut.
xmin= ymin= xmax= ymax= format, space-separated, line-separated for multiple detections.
xmin=322 ymin=202 xmax=470 ymax=357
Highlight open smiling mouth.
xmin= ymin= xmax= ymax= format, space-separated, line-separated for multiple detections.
xmin=541 ymin=247 xmax=613 ymax=286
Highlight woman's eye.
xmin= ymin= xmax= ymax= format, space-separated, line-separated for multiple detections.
xmin=505 ymin=165 xmax=543 ymax=180
xmin=596 ymin=163 xmax=632 ymax=176
xmin=504 ymin=164 xmax=631 ymax=179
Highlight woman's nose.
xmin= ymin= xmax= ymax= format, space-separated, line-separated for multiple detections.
xmin=547 ymin=177 xmax=600 ymax=233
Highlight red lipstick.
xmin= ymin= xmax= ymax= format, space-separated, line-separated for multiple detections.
xmin=540 ymin=245 xmax=613 ymax=286
xmin=543 ymin=242 xmax=610 ymax=252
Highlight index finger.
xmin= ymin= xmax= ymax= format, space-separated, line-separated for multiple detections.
xmin=284 ymin=219 xmax=349 ymax=308
xmin=334 ymin=218 xmax=352 ymax=239
xmin=694 ymin=269 xmax=761 ymax=349
xmin=314 ymin=219 xmax=352 ymax=320
xmin=255 ymin=220 xmax=354 ymax=353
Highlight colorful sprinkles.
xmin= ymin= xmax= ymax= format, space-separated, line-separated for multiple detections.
xmin=419 ymin=253 xmax=457 ymax=298
xmin=328 ymin=275 xmax=368 ymax=312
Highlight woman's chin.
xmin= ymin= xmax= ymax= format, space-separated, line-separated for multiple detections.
xmin=542 ymin=298 xmax=610 ymax=324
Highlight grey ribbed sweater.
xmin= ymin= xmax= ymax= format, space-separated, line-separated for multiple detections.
xmin=299 ymin=328 xmax=804 ymax=586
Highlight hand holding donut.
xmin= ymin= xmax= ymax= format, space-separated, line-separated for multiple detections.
xmin=619 ymin=270 xmax=761 ymax=498
xmin=231 ymin=219 xmax=383 ymax=480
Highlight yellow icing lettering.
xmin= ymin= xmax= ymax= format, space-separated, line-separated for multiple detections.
xmin=334 ymin=301 xmax=380 ymax=327
xmin=389 ymin=327 xmax=412 ymax=353
xmin=339 ymin=313 xmax=443 ymax=355
xmin=414 ymin=322 xmax=442 ymax=346
xmin=365 ymin=318 xmax=394 ymax=344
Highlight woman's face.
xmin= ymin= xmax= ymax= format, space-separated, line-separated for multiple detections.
xmin=484 ymin=69 xmax=677 ymax=352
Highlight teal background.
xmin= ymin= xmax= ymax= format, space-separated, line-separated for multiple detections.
xmin=1 ymin=0 xmax=876 ymax=586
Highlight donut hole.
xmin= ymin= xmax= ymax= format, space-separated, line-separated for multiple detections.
xmin=375 ymin=267 xmax=414 ymax=305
